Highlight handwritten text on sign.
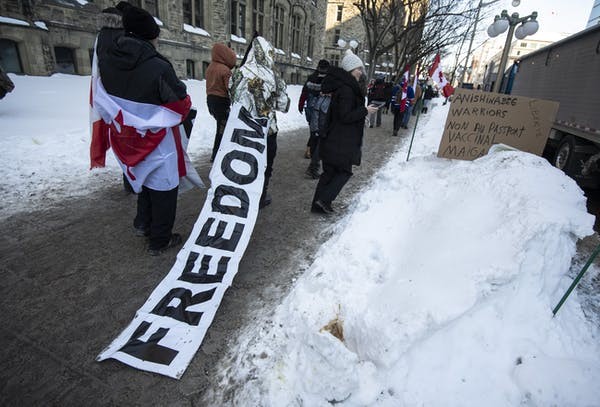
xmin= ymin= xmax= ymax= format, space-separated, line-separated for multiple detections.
xmin=437 ymin=89 xmax=559 ymax=160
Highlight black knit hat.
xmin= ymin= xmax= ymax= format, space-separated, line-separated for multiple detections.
xmin=116 ymin=1 xmax=160 ymax=40
xmin=317 ymin=59 xmax=330 ymax=73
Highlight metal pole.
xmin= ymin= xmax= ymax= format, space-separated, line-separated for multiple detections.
xmin=552 ymin=243 xmax=600 ymax=316
xmin=406 ymin=91 xmax=423 ymax=161
xmin=492 ymin=22 xmax=516 ymax=93
xmin=461 ymin=0 xmax=482 ymax=85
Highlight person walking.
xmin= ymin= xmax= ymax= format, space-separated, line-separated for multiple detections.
xmin=206 ymin=42 xmax=236 ymax=162
xmin=311 ymin=50 xmax=378 ymax=215
xmin=366 ymin=76 xmax=386 ymax=127
xmin=90 ymin=1 xmax=193 ymax=255
xmin=298 ymin=59 xmax=330 ymax=179
xmin=229 ymin=35 xmax=290 ymax=209
xmin=390 ymin=81 xmax=404 ymax=136
xmin=400 ymin=80 xmax=415 ymax=129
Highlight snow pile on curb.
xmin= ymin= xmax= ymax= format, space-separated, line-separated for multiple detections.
xmin=215 ymin=149 xmax=599 ymax=406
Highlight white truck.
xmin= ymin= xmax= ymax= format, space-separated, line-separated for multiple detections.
xmin=509 ymin=24 xmax=600 ymax=187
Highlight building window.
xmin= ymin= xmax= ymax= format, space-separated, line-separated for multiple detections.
xmin=291 ymin=14 xmax=302 ymax=54
xmin=128 ymin=0 xmax=159 ymax=17
xmin=307 ymin=24 xmax=315 ymax=58
xmin=516 ymin=51 xmax=521 ymax=56
xmin=0 ymin=39 xmax=23 ymax=73
xmin=330 ymin=53 xmax=340 ymax=67
xmin=54 ymin=47 xmax=76 ymax=74
xmin=520 ymin=42 xmax=527 ymax=47
xmin=337 ymin=5 xmax=343 ymax=21
xmin=183 ymin=0 xmax=204 ymax=27
xmin=333 ymin=29 xmax=341 ymax=46
xmin=231 ymin=0 xmax=247 ymax=38
xmin=273 ymin=4 xmax=285 ymax=49
xmin=202 ymin=61 xmax=210 ymax=79
xmin=145 ymin=0 xmax=159 ymax=17
xmin=252 ymin=0 xmax=265 ymax=35
xmin=186 ymin=59 xmax=195 ymax=79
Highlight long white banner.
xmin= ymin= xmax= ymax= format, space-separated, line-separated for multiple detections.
xmin=97 ymin=103 xmax=269 ymax=379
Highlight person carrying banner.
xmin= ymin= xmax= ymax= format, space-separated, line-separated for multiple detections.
xmin=311 ymin=50 xmax=378 ymax=215
xmin=298 ymin=59 xmax=330 ymax=179
xmin=229 ymin=35 xmax=290 ymax=209
xmin=206 ymin=42 xmax=237 ymax=162
xmin=90 ymin=1 xmax=194 ymax=255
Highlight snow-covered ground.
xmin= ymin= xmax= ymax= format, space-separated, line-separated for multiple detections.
xmin=1 ymin=74 xmax=599 ymax=405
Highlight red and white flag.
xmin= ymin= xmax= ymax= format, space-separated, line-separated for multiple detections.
xmin=89 ymin=38 xmax=202 ymax=193
xmin=428 ymin=53 xmax=454 ymax=98
xmin=400 ymin=65 xmax=410 ymax=112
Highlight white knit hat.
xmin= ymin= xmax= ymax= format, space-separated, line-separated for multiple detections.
xmin=340 ymin=49 xmax=364 ymax=72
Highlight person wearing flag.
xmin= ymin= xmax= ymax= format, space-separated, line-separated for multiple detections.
xmin=90 ymin=1 xmax=194 ymax=255
xmin=400 ymin=77 xmax=416 ymax=129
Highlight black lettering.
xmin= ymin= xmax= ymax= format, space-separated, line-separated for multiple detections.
xmin=212 ymin=184 xmax=249 ymax=218
xmin=116 ymin=321 xmax=178 ymax=365
xmin=178 ymin=251 xmax=230 ymax=284
xmin=238 ymin=106 xmax=267 ymax=137
xmin=221 ymin=150 xmax=258 ymax=185
xmin=196 ymin=217 xmax=244 ymax=251
xmin=151 ymin=287 xmax=217 ymax=326
xmin=231 ymin=128 xmax=265 ymax=153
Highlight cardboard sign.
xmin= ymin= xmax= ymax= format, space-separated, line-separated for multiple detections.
xmin=437 ymin=89 xmax=559 ymax=160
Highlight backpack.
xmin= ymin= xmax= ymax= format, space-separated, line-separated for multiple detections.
xmin=309 ymin=93 xmax=333 ymax=138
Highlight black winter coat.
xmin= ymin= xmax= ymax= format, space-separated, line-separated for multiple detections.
xmin=319 ymin=67 xmax=368 ymax=168
xmin=97 ymin=29 xmax=187 ymax=105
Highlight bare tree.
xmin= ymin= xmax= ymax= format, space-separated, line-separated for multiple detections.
xmin=353 ymin=0 xmax=478 ymax=82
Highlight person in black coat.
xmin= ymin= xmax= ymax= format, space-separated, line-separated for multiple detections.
xmin=311 ymin=51 xmax=378 ymax=215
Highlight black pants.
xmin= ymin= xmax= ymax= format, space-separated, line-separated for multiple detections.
xmin=312 ymin=162 xmax=353 ymax=205
xmin=393 ymin=109 xmax=405 ymax=131
xmin=307 ymin=131 xmax=320 ymax=172
xmin=134 ymin=186 xmax=178 ymax=250
xmin=207 ymin=95 xmax=231 ymax=161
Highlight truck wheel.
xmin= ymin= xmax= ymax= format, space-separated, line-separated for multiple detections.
xmin=554 ymin=136 xmax=576 ymax=174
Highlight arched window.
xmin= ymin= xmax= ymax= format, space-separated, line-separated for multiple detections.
xmin=291 ymin=13 xmax=302 ymax=54
xmin=54 ymin=47 xmax=76 ymax=74
xmin=273 ymin=4 xmax=285 ymax=49
xmin=0 ymin=39 xmax=23 ymax=73
xmin=307 ymin=24 xmax=315 ymax=58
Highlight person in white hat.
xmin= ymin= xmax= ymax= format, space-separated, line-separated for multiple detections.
xmin=310 ymin=50 xmax=378 ymax=215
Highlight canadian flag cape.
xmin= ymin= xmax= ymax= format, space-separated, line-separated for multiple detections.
xmin=428 ymin=53 xmax=455 ymax=98
xmin=400 ymin=66 xmax=410 ymax=112
xmin=89 ymin=37 xmax=202 ymax=193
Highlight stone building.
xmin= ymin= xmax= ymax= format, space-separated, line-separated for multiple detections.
xmin=322 ymin=0 xmax=366 ymax=68
xmin=0 ymin=0 xmax=327 ymax=84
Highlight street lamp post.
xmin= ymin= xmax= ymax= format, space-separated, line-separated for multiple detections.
xmin=487 ymin=9 xmax=539 ymax=93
